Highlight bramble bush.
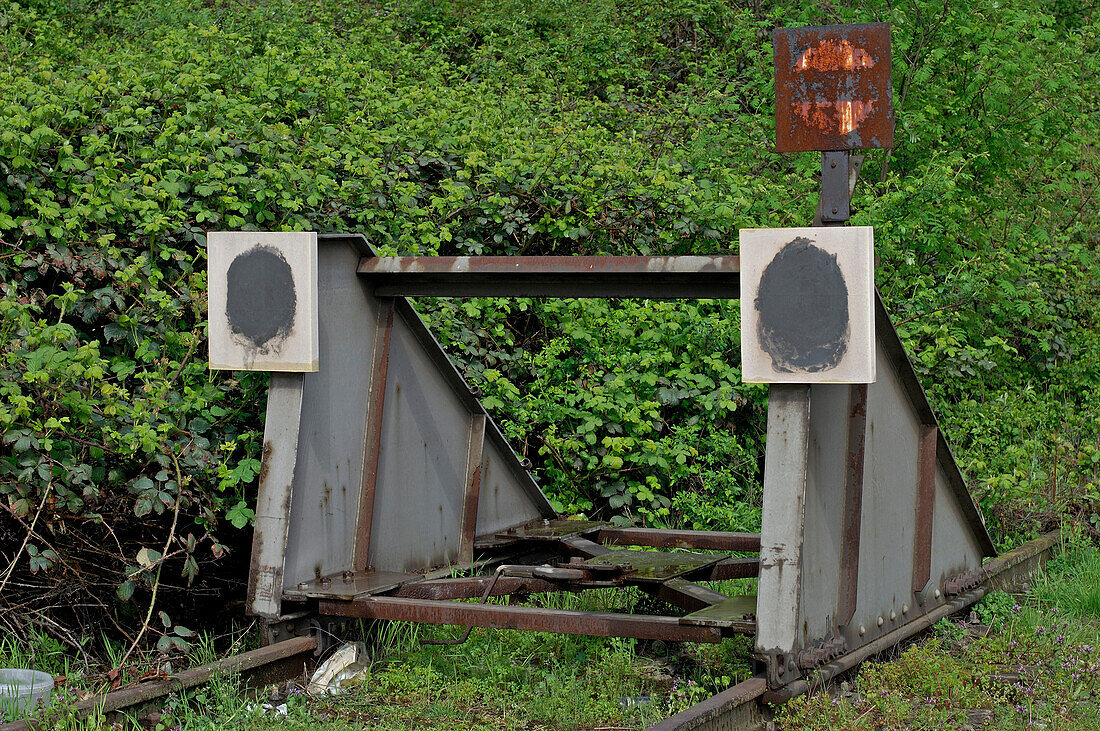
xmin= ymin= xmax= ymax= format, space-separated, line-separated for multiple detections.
xmin=0 ymin=0 xmax=1097 ymax=653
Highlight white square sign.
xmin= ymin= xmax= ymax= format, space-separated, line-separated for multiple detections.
xmin=207 ymin=231 xmax=318 ymax=372
xmin=740 ymin=227 xmax=875 ymax=384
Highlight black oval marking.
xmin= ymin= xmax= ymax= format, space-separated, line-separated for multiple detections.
xmin=755 ymin=238 xmax=849 ymax=373
xmin=225 ymin=245 xmax=297 ymax=349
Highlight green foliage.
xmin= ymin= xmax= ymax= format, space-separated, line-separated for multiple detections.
xmin=427 ymin=296 xmax=764 ymax=522
xmin=0 ymin=0 xmax=1097 ymax=650
xmin=1030 ymin=535 xmax=1100 ymax=618
xmin=973 ymin=590 xmax=1016 ymax=627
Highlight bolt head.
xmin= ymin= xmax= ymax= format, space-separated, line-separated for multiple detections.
xmin=858 ymin=625 xmax=866 ymax=636
xmin=890 ymin=611 xmax=897 ymax=621
xmin=830 ymin=160 xmax=837 ymax=168
xmin=934 ymin=589 xmax=942 ymax=599
xmin=902 ymin=604 xmax=909 ymax=614
xmin=831 ymin=206 xmax=839 ymax=214
xmin=877 ymin=616 xmax=884 ymax=627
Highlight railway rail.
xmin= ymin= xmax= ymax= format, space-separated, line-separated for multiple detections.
xmin=0 ymin=531 xmax=1057 ymax=731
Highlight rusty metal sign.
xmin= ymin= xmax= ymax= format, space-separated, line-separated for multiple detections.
xmin=774 ymin=22 xmax=894 ymax=152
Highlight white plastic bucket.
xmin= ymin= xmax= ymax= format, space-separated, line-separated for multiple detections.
xmin=0 ymin=669 xmax=53 ymax=719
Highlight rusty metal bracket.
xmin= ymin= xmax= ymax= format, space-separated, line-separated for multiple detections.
xmin=942 ymin=570 xmax=984 ymax=597
xmin=821 ymin=151 xmax=851 ymax=222
xmin=796 ymin=635 xmax=849 ymax=669
xmin=261 ymin=611 xmax=314 ymax=646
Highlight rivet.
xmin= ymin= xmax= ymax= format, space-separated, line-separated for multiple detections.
xmin=297 ymin=582 xmax=308 ymax=590
xmin=831 ymin=206 xmax=839 ymax=214
xmin=830 ymin=160 xmax=837 ymax=168
xmin=342 ymin=571 xmax=354 ymax=583
xmin=902 ymin=604 xmax=909 ymax=614
xmin=777 ymin=664 xmax=785 ymax=676
xmin=934 ymin=589 xmax=942 ymax=599
xmin=890 ymin=611 xmax=897 ymax=621
xmin=877 ymin=616 xmax=884 ymax=627
xmin=858 ymin=625 xmax=866 ymax=636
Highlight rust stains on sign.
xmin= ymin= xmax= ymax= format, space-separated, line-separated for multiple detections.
xmin=774 ymin=22 xmax=894 ymax=152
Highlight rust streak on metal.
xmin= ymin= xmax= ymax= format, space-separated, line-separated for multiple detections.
xmin=838 ymin=383 xmax=868 ymax=626
xmin=459 ymin=414 xmax=487 ymax=565
xmin=319 ymin=597 xmax=725 ymax=643
xmin=354 ymin=297 xmax=395 ymax=572
xmin=774 ymin=22 xmax=894 ymax=152
xmin=912 ymin=425 xmax=938 ymax=593
xmin=597 ymin=528 xmax=761 ymax=552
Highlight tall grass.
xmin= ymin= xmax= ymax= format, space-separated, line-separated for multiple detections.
xmin=1032 ymin=537 xmax=1100 ymax=618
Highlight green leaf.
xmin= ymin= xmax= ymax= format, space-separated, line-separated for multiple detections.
xmin=226 ymin=500 xmax=255 ymax=529
xmin=136 ymin=547 xmax=162 ymax=567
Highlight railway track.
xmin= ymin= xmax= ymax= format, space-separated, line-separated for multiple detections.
xmin=0 ymin=636 xmax=316 ymax=731
xmin=0 ymin=531 xmax=1058 ymax=731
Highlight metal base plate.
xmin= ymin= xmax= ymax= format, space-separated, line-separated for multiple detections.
xmin=582 ymin=549 xmax=725 ymax=582
xmin=680 ymin=595 xmax=758 ymax=632
xmin=493 ymin=519 xmax=608 ymax=541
